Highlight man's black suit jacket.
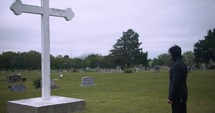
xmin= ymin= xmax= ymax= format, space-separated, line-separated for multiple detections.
xmin=169 ymin=59 xmax=188 ymax=103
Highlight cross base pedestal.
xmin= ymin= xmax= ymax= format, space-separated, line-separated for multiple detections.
xmin=7 ymin=96 xmax=85 ymax=113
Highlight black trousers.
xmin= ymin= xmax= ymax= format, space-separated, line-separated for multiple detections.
xmin=171 ymin=102 xmax=187 ymax=113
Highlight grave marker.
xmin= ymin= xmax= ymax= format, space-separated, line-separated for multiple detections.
xmin=8 ymin=74 xmax=22 ymax=83
xmin=8 ymin=84 xmax=26 ymax=92
xmin=51 ymin=80 xmax=59 ymax=88
xmin=80 ymin=76 xmax=96 ymax=86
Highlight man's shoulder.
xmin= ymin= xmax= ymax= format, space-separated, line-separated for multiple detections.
xmin=173 ymin=60 xmax=185 ymax=68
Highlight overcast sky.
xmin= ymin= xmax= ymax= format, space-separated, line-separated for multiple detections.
xmin=1 ymin=0 xmax=215 ymax=59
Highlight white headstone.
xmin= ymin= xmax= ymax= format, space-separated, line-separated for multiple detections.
xmin=10 ymin=0 xmax=74 ymax=101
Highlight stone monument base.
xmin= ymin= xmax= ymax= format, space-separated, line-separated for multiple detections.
xmin=7 ymin=96 xmax=85 ymax=113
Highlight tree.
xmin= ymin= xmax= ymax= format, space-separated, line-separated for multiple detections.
xmin=102 ymin=55 xmax=115 ymax=68
xmin=110 ymin=29 xmax=148 ymax=68
xmin=71 ymin=58 xmax=83 ymax=69
xmin=0 ymin=51 xmax=17 ymax=70
xmin=194 ymin=28 xmax=215 ymax=64
xmin=25 ymin=51 xmax=41 ymax=70
xmin=83 ymin=54 xmax=103 ymax=68
xmin=182 ymin=51 xmax=195 ymax=66
xmin=151 ymin=53 xmax=170 ymax=67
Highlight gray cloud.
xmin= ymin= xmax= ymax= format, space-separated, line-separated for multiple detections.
xmin=1 ymin=0 xmax=215 ymax=58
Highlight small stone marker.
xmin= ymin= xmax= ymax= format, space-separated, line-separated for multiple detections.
xmin=51 ymin=80 xmax=59 ymax=88
xmin=153 ymin=65 xmax=161 ymax=72
xmin=9 ymin=84 xmax=26 ymax=92
xmin=8 ymin=74 xmax=22 ymax=83
xmin=80 ymin=76 xmax=96 ymax=86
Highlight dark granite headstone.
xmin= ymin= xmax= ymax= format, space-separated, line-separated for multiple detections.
xmin=8 ymin=74 xmax=22 ymax=83
xmin=9 ymin=84 xmax=26 ymax=92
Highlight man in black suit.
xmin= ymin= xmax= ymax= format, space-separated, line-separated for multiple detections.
xmin=168 ymin=45 xmax=188 ymax=113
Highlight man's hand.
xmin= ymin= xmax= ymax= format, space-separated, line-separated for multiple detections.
xmin=168 ymin=99 xmax=173 ymax=104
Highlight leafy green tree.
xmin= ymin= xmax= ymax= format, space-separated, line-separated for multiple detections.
xmin=151 ymin=53 xmax=170 ymax=67
xmin=51 ymin=55 xmax=63 ymax=69
xmin=83 ymin=54 xmax=103 ymax=68
xmin=110 ymin=29 xmax=148 ymax=68
xmin=102 ymin=55 xmax=115 ymax=68
xmin=9 ymin=53 xmax=25 ymax=70
xmin=71 ymin=58 xmax=83 ymax=69
xmin=25 ymin=51 xmax=41 ymax=70
xmin=0 ymin=51 xmax=17 ymax=70
xmin=183 ymin=51 xmax=195 ymax=66
xmin=194 ymin=28 xmax=215 ymax=64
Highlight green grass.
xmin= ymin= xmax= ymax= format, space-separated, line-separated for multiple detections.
xmin=0 ymin=70 xmax=215 ymax=113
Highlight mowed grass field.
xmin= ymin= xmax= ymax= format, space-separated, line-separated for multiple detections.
xmin=0 ymin=70 xmax=215 ymax=113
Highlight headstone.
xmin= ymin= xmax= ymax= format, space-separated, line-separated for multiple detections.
xmin=85 ymin=67 xmax=91 ymax=72
xmin=135 ymin=67 xmax=139 ymax=72
xmin=139 ymin=66 xmax=145 ymax=71
xmin=8 ymin=74 xmax=22 ymax=83
xmin=153 ymin=65 xmax=160 ymax=72
xmin=9 ymin=84 xmax=26 ymax=92
xmin=201 ymin=63 xmax=206 ymax=71
xmin=96 ymin=66 xmax=101 ymax=72
xmin=116 ymin=66 xmax=122 ymax=72
xmin=187 ymin=66 xmax=191 ymax=73
xmin=51 ymin=80 xmax=59 ymax=88
xmin=80 ymin=76 xmax=96 ymax=86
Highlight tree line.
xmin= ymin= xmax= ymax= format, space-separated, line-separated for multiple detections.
xmin=151 ymin=28 xmax=215 ymax=69
xmin=0 ymin=29 xmax=148 ymax=71
xmin=0 ymin=28 xmax=214 ymax=70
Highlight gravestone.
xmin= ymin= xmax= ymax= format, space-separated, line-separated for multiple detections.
xmin=116 ymin=66 xmax=122 ymax=72
xmin=187 ymin=66 xmax=191 ymax=73
xmin=135 ymin=67 xmax=139 ymax=72
xmin=84 ymin=67 xmax=91 ymax=72
xmin=139 ymin=66 xmax=145 ymax=71
xmin=153 ymin=65 xmax=161 ymax=72
xmin=9 ymin=84 xmax=26 ymax=92
xmin=51 ymin=80 xmax=59 ymax=88
xmin=80 ymin=76 xmax=96 ymax=86
xmin=8 ymin=74 xmax=22 ymax=83
xmin=201 ymin=63 xmax=206 ymax=71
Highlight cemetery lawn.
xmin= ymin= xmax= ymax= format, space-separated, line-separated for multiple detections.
xmin=0 ymin=70 xmax=215 ymax=113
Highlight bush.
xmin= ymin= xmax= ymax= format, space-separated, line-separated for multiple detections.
xmin=33 ymin=77 xmax=41 ymax=89
xmin=124 ymin=68 xmax=133 ymax=73
xmin=22 ymin=78 xmax=26 ymax=82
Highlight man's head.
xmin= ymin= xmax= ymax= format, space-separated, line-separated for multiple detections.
xmin=168 ymin=45 xmax=182 ymax=61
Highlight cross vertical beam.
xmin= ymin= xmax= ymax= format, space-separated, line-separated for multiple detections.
xmin=10 ymin=0 xmax=74 ymax=101
xmin=41 ymin=0 xmax=50 ymax=101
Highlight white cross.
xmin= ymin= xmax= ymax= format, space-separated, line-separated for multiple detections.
xmin=10 ymin=0 xmax=74 ymax=101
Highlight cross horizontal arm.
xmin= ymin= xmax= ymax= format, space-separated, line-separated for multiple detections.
xmin=10 ymin=0 xmax=74 ymax=21
xmin=49 ymin=8 xmax=74 ymax=21
xmin=10 ymin=0 xmax=43 ymax=15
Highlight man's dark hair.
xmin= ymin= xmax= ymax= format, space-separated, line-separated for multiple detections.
xmin=168 ymin=45 xmax=182 ymax=61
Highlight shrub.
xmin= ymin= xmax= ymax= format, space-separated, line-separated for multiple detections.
xmin=124 ymin=68 xmax=133 ymax=73
xmin=22 ymin=78 xmax=26 ymax=82
xmin=33 ymin=77 xmax=41 ymax=89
